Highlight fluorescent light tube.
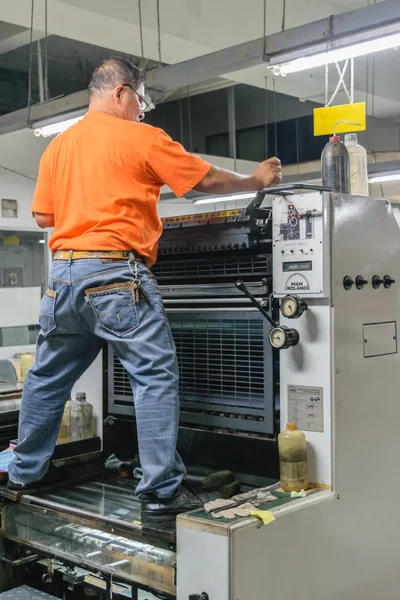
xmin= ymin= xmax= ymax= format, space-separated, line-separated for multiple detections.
xmin=193 ymin=192 xmax=257 ymax=206
xmin=271 ymin=31 xmax=400 ymax=76
xmin=34 ymin=115 xmax=84 ymax=138
xmin=369 ymin=174 xmax=400 ymax=184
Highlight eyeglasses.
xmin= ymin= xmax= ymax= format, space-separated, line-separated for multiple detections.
xmin=122 ymin=84 xmax=152 ymax=113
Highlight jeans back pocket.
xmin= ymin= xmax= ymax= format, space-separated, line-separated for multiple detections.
xmin=85 ymin=281 xmax=139 ymax=337
xmin=39 ymin=289 xmax=57 ymax=336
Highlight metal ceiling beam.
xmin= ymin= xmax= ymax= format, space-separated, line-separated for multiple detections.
xmin=0 ymin=89 xmax=89 ymax=136
xmin=0 ymin=29 xmax=46 ymax=55
xmin=146 ymin=0 xmax=400 ymax=92
xmin=1 ymin=0 xmax=400 ymax=135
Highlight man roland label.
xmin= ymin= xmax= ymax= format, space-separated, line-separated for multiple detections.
xmin=285 ymin=273 xmax=310 ymax=292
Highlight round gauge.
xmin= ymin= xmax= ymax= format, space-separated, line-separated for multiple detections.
xmin=269 ymin=327 xmax=289 ymax=349
xmin=269 ymin=326 xmax=300 ymax=350
xmin=280 ymin=295 xmax=308 ymax=319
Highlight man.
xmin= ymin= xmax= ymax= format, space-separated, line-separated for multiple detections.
xmin=8 ymin=57 xmax=281 ymax=521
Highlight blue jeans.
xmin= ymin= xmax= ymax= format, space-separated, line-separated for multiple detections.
xmin=8 ymin=255 xmax=186 ymax=499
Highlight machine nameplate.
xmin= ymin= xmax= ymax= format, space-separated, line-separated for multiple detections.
xmin=288 ymin=385 xmax=323 ymax=432
xmin=272 ymin=193 xmax=326 ymax=297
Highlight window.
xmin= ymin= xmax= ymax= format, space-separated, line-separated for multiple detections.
xmin=0 ymin=231 xmax=48 ymax=346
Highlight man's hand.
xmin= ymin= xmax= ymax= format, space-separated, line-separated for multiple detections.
xmin=252 ymin=157 xmax=282 ymax=189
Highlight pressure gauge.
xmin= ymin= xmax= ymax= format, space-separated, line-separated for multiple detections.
xmin=269 ymin=326 xmax=299 ymax=350
xmin=280 ymin=295 xmax=308 ymax=319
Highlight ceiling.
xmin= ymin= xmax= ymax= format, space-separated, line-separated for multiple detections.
xmin=0 ymin=0 xmax=396 ymax=121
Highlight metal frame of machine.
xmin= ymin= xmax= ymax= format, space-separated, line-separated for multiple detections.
xmin=0 ymin=190 xmax=399 ymax=600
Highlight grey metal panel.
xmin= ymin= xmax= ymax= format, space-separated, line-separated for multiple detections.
xmin=229 ymin=194 xmax=400 ymax=600
xmin=176 ymin=525 xmax=229 ymax=600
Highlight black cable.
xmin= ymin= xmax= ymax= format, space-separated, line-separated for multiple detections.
xmin=44 ymin=0 xmax=49 ymax=99
xmin=263 ymin=0 xmax=267 ymax=54
xmin=281 ymin=0 xmax=286 ymax=31
xmin=179 ymin=90 xmax=184 ymax=146
xmin=156 ymin=0 xmax=162 ymax=65
xmin=187 ymin=86 xmax=193 ymax=152
xmin=273 ymin=78 xmax=278 ymax=157
xmin=27 ymin=0 xmax=35 ymax=124
xmin=138 ymin=0 xmax=144 ymax=68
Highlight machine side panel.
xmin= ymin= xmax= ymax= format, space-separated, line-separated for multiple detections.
xmin=231 ymin=195 xmax=400 ymax=600
xmin=279 ymin=301 xmax=332 ymax=488
xmin=176 ymin=522 xmax=229 ymax=600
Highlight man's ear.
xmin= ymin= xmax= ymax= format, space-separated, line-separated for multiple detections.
xmin=114 ymin=85 xmax=124 ymax=104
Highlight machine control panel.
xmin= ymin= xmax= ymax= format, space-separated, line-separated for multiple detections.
xmin=272 ymin=193 xmax=326 ymax=297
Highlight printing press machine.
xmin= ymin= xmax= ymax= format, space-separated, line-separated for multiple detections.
xmin=0 ymin=186 xmax=400 ymax=599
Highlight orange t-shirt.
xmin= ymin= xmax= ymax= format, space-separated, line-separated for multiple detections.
xmin=31 ymin=111 xmax=211 ymax=267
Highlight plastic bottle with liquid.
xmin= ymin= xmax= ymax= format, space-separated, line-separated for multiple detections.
xmin=57 ymin=399 xmax=72 ymax=445
xmin=278 ymin=423 xmax=308 ymax=492
xmin=19 ymin=353 xmax=34 ymax=383
xmin=344 ymin=133 xmax=369 ymax=196
xmin=70 ymin=392 xmax=93 ymax=442
xmin=321 ymin=134 xmax=350 ymax=194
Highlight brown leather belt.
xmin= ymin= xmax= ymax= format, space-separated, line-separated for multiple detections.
xmin=53 ymin=250 xmax=146 ymax=263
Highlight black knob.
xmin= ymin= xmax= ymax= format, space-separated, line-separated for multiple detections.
xmin=383 ymin=275 xmax=395 ymax=289
xmin=189 ymin=594 xmax=209 ymax=600
xmin=372 ymin=275 xmax=383 ymax=289
xmin=343 ymin=276 xmax=354 ymax=290
xmin=355 ymin=276 xmax=368 ymax=290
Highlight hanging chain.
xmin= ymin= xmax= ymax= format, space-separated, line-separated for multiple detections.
xmin=325 ymin=58 xmax=355 ymax=107
xmin=325 ymin=63 xmax=329 ymax=106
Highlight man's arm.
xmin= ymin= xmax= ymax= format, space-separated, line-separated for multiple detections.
xmin=194 ymin=158 xmax=282 ymax=194
xmin=31 ymin=148 xmax=55 ymax=227
xmin=34 ymin=213 xmax=54 ymax=228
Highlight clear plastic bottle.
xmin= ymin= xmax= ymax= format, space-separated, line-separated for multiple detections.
xmin=278 ymin=423 xmax=308 ymax=492
xmin=344 ymin=133 xmax=369 ymax=197
xmin=57 ymin=399 xmax=72 ymax=445
xmin=19 ymin=353 xmax=34 ymax=383
xmin=70 ymin=392 xmax=93 ymax=442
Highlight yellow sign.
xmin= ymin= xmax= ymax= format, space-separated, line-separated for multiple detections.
xmin=314 ymin=102 xmax=366 ymax=136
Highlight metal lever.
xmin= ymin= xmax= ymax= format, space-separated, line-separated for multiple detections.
xmin=249 ymin=183 xmax=332 ymax=205
xmin=245 ymin=184 xmax=332 ymax=215
xmin=235 ymin=280 xmax=277 ymax=328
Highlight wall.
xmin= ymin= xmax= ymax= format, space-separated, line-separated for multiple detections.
xmin=0 ymin=168 xmax=37 ymax=230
